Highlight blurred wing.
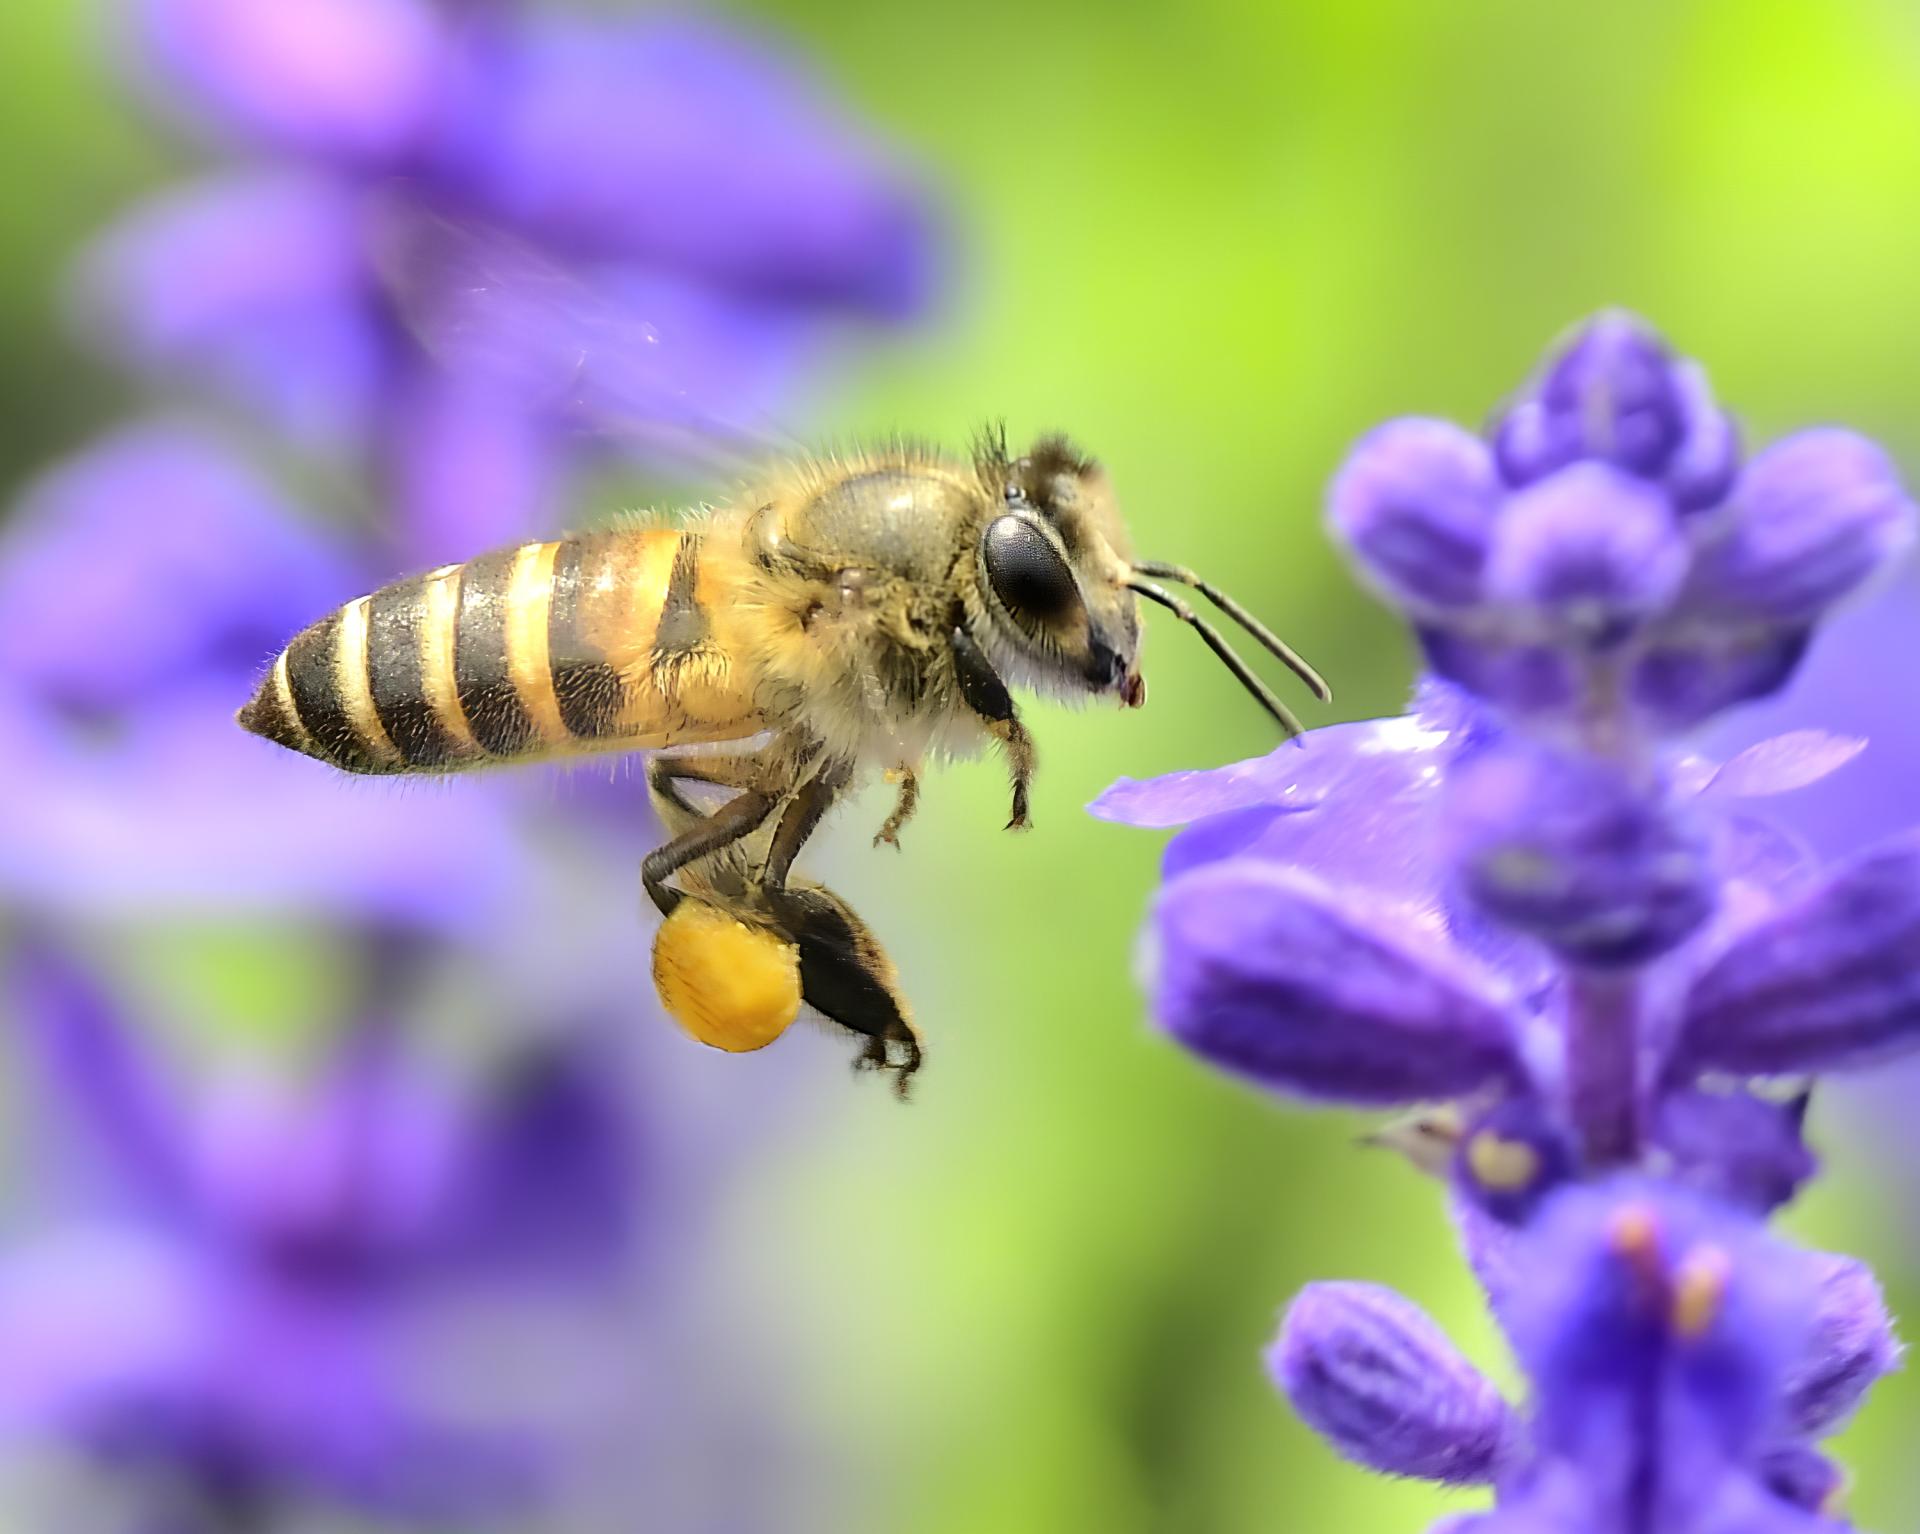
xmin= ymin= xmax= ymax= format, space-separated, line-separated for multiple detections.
xmin=366 ymin=193 xmax=808 ymax=480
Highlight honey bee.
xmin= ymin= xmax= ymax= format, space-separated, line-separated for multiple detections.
xmin=238 ymin=429 xmax=1327 ymax=1091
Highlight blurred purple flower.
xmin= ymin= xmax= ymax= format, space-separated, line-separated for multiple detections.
xmin=0 ymin=940 xmax=635 ymax=1526
xmin=0 ymin=424 xmax=523 ymax=936
xmin=85 ymin=1 xmax=935 ymax=558
xmin=1275 ymin=1182 xmax=1893 ymax=1531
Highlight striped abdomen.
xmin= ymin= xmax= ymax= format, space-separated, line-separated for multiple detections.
xmin=238 ymin=529 xmax=761 ymax=775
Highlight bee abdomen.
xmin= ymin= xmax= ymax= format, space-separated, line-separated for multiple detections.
xmin=241 ymin=549 xmax=574 ymax=775
xmin=239 ymin=531 xmax=707 ymax=774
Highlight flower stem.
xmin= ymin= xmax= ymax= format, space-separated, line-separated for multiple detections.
xmin=1565 ymin=970 xmax=1642 ymax=1167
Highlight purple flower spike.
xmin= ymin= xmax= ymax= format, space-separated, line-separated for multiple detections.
xmin=1784 ymin=1256 xmax=1902 ymax=1440
xmin=1675 ymin=834 xmax=1920 ymax=1077
xmin=1445 ymin=744 xmax=1715 ymax=967
xmin=1271 ymin=1282 xmax=1512 ymax=1484
xmin=1484 ymin=465 xmax=1688 ymax=650
xmin=1685 ymin=429 xmax=1916 ymax=628
xmin=1327 ymin=419 xmax=1501 ymax=613
xmin=1151 ymin=863 xmax=1520 ymax=1103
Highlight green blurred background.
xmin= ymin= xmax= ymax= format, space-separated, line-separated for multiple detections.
xmin=5 ymin=0 xmax=1919 ymax=1528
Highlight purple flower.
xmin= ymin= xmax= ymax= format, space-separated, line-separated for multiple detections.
xmin=0 ymin=425 xmax=522 ymax=935
xmin=1100 ymin=314 xmax=1918 ymax=1526
xmin=86 ymin=2 xmax=936 ymax=559
xmin=1275 ymin=1183 xmax=1892 ymax=1531
xmin=1328 ymin=313 xmax=1915 ymax=730
xmin=0 ymin=940 xmax=635 ymax=1524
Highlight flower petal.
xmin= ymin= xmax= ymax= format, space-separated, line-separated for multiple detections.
xmin=76 ymin=176 xmax=384 ymax=449
xmin=1272 ymin=1282 xmax=1512 ymax=1485
xmin=0 ymin=423 xmax=363 ymax=713
xmin=1151 ymin=863 xmax=1520 ymax=1103
xmin=439 ymin=16 xmax=933 ymax=316
xmin=127 ymin=0 xmax=448 ymax=164
xmin=1701 ymin=731 xmax=1867 ymax=800
xmin=1675 ymin=834 xmax=1920 ymax=1077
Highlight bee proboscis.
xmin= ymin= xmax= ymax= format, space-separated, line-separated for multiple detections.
xmin=239 ymin=431 xmax=1329 ymax=1092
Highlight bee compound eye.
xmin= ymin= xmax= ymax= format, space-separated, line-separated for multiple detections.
xmin=983 ymin=515 xmax=1080 ymax=623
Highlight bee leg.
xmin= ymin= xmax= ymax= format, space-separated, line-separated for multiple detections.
xmin=765 ymin=881 xmax=922 ymax=1096
xmin=950 ymin=625 xmax=1035 ymax=831
xmin=641 ymin=787 xmax=778 ymax=918
xmin=872 ymin=765 xmax=919 ymax=850
xmin=758 ymin=763 xmax=923 ymax=1094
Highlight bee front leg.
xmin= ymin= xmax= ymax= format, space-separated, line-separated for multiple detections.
xmin=872 ymin=765 xmax=919 ymax=850
xmin=950 ymin=625 xmax=1035 ymax=831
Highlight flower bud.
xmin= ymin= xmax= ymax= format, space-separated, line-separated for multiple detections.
xmin=1328 ymin=419 xmax=1500 ymax=613
xmin=1272 ymin=1282 xmax=1511 ymax=1484
xmin=1151 ymin=863 xmax=1520 ymax=1104
xmin=1445 ymin=745 xmax=1715 ymax=967
xmin=1484 ymin=464 xmax=1688 ymax=650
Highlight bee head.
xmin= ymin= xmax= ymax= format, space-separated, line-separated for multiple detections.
xmin=973 ymin=432 xmax=1146 ymax=707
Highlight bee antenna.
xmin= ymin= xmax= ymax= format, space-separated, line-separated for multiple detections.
xmin=1132 ymin=561 xmax=1331 ymax=702
xmin=1126 ymin=577 xmax=1306 ymax=739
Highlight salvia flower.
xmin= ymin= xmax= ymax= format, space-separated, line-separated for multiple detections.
xmin=1097 ymin=312 xmax=1918 ymax=1525
xmin=86 ymin=0 xmax=935 ymax=557
xmin=1276 ymin=1183 xmax=1898 ymax=1531
xmin=0 ymin=940 xmax=635 ymax=1528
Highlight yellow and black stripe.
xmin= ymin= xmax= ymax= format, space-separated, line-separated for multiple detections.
xmin=238 ymin=531 xmax=712 ymax=775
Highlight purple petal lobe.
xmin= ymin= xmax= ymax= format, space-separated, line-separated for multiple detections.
xmin=1445 ymin=745 xmax=1715 ymax=967
xmin=128 ymin=0 xmax=448 ymax=164
xmin=440 ymin=17 xmax=933 ymax=316
xmin=1151 ymin=864 xmax=1519 ymax=1103
xmin=1783 ymin=1255 xmax=1902 ymax=1439
xmin=1687 ymin=429 xmax=1917 ymax=627
xmin=1327 ymin=419 xmax=1500 ymax=612
xmin=1272 ymin=1282 xmax=1512 ymax=1485
xmin=77 ymin=176 xmax=382 ymax=448
xmin=0 ymin=423 xmax=362 ymax=713
xmin=1676 ymin=834 xmax=1920 ymax=1076
xmin=1484 ymin=464 xmax=1688 ymax=648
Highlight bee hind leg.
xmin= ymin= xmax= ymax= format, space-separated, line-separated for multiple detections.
xmin=641 ymin=784 xmax=777 ymax=917
xmin=765 ymin=881 xmax=922 ymax=1096
xmin=760 ymin=761 xmax=922 ymax=1095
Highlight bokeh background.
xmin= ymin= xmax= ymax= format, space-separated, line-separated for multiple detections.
xmin=4 ymin=1 xmax=1920 ymax=1530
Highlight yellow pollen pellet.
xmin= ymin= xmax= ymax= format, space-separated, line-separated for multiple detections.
xmin=1465 ymin=1130 xmax=1542 ymax=1192
xmin=652 ymin=901 xmax=802 ymax=1054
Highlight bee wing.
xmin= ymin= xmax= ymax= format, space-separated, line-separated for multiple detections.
xmin=366 ymin=193 xmax=809 ymax=479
